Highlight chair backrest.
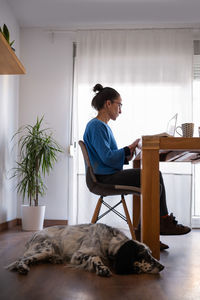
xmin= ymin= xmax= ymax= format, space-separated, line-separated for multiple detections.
xmin=78 ymin=140 xmax=97 ymax=183
xmin=78 ymin=140 xmax=141 ymax=196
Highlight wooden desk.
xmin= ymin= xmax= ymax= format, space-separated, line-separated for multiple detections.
xmin=133 ymin=136 xmax=200 ymax=259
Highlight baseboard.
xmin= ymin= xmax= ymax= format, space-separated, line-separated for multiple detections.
xmin=44 ymin=219 xmax=68 ymax=227
xmin=0 ymin=218 xmax=68 ymax=232
xmin=0 ymin=219 xmax=18 ymax=232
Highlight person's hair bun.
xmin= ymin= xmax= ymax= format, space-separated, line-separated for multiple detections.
xmin=93 ymin=83 xmax=103 ymax=93
xmin=91 ymin=84 xmax=120 ymax=111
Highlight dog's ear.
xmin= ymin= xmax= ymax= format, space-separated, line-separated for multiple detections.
xmin=114 ymin=240 xmax=139 ymax=274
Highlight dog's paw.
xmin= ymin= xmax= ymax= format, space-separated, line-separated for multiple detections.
xmin=96 ymin=265 xmax=112 ymax=277
xmin=49 ymin=255 xmax=63 ymax=264
xmin=17 ymin=263 xmax=30 ymax=275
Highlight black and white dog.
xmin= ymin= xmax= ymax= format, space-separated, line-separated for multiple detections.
xmin=6 ymin=223 xmax=164 ymax=277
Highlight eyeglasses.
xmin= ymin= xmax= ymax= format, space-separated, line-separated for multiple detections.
xmin=113 ymin=101 xmax=122 ymax=109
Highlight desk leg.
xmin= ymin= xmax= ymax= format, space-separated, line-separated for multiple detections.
xmin=141 ymin=148 xmax=160 ymax=259
xmin=133 ymin=159 xmax=141 ymax=236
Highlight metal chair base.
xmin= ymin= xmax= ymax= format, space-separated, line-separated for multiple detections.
xmin=91 ymin=195 xmax=136 ymax=240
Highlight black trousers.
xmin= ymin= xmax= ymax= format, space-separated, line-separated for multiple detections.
xmin=96 ymin=168 xmax=168 ymax=217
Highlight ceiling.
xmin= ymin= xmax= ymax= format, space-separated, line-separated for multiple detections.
xmin=6 ymin=0 xmax=200 ymax=29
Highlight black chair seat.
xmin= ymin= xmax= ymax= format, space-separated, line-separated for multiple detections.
xmin=86 ymin=168 xmax=141 ymax=196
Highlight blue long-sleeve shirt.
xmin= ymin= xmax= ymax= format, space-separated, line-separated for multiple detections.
xmin=83 ymin=118 xmax=126 ymax=175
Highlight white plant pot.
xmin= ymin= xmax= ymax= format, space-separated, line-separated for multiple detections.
xmin=21 ymin=205 xmax=46 ymax=231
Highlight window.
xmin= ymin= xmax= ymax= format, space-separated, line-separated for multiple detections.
xmin=192 ymin=40 xmax=200 ymax=224
xmin=74 ymin=29 xmax=193 ymax=226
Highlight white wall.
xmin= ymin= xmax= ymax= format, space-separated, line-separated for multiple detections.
xmin=0 ymin=0 xmax=20 ymax=223
xmin=19 ymin=28 xmax=74 ymax=220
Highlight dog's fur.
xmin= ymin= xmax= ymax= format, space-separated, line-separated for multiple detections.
xmin=6 ymin=223 xmax=164 ymax=277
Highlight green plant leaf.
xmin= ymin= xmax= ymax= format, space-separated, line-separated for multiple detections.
xmin=10 ymin=40 xmax=15 ymax=47
xmin=11 ymin=116 xmax=63 ymax=206
xmin=3 ymin=24 xmax=10 ymax=42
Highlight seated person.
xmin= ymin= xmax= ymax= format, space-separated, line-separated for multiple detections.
xmin=83 ymin=83 xmax=191 ymax=250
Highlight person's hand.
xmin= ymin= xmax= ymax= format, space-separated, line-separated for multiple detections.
xmin=127 ymin=138 xmax=140 ymax=161
xmin=128 ymin=139 xmax=140 ymax=153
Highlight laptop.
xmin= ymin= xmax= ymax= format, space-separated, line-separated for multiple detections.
xmin=146 ymin=113 xmax=178 ymax=137
xmin=164 ymin=113 xmax=178 ymax=136
xmin=136 ymin=113 xmax=178 ymax=150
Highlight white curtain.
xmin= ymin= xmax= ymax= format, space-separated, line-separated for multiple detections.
xmin=75 ymin=29 xmax=193 ymax=229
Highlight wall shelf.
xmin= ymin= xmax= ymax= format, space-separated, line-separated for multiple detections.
xmin=0 ymin=32 xmax=25 ymax=74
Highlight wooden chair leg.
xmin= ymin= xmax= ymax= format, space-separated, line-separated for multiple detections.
xmin=91 ymin=196 xmax=103 ymax=223
xmin=121 ymin=195 xmax=136 ymax=240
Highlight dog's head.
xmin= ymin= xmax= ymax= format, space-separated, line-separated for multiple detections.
xmin=114 ymin=240 xmax=164 ymax=275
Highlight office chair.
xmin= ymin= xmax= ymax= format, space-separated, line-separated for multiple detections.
xmin=78 ymin=140 xmax=141 ymax=240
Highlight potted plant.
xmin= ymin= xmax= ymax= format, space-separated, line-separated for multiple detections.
xmin=12 ymin=116 xmax=63 ymax=231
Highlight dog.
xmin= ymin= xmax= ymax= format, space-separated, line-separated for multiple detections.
xmin=6 ymin=223 xmax=164 ymax=277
